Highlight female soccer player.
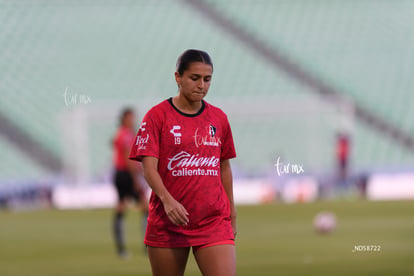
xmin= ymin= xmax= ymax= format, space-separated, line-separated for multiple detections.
xmin=129 ymin=49 xmax=237 ymax=275
xmin=112 ymin=108 xmax=148 ymax=258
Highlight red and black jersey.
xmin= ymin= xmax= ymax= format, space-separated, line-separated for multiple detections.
xmin=129 ymin=98 xmax=236 ymax=247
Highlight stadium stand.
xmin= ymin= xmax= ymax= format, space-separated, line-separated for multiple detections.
xmin=204 ymin=0 xmax=414 ymax=132
xmin=0 ymin=136 xmax=47 ymax=180
xmin=1 ymin=0 xmax=413 ymax=184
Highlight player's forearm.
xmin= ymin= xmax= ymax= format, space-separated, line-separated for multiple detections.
xmin=220 ymin=159 xmax=236 ymax=217
xmin=144 ymin=170 xmax=172 ymax=202
xmin=142 ymin=157 xmax=173 ymax=203
xmin=142 ymin=156 xmax=189 ymax=225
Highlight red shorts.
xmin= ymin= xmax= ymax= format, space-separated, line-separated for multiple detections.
xmin=192 ymin=240 xmax=235 ymax=253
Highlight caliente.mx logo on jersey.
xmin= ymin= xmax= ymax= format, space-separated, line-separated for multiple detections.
xmin=168 ymin=151 xmax=220 ymax=177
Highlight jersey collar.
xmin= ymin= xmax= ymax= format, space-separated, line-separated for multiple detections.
xmin=168 ymin=97 xmax=206 ymax=117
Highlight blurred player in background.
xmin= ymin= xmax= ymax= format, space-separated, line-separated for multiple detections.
xmin=129 ymin=49 xmax=237 ymax=276
xmin=112 ymin=108 xmax=148 ymax=258
xmin=336 ymin=132 xmax=350 ymax=191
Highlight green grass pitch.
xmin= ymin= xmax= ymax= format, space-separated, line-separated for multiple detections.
xmin=1 ymin=200 xmax=414 ymax=275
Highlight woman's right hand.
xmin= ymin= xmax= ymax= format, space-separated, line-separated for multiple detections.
xmin=162 ymin=196 xmax=189 ymax=226
xmin=141 ymin=156 xmax=189 ymax=226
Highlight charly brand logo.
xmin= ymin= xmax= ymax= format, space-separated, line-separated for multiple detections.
xmin=167 ymin=151 xmax=220 ymax=177
xmin=170 ymin=125 xmax=182 ymax=145
xmin=139 ymin=122 xmax=147 ymax=132
xmin=274 ymin=156 xmax=304 ymax=176
xmin=194 ymin=124 xmax=221 ymax=148
xmin=62 ymin=86 xmax=91 ymax=107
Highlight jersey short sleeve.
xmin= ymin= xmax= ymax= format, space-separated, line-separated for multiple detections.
xmin=129 ymin=107 xmax=162 ymax=161
xmin=220 ymin=114 xmax=236 ymax=160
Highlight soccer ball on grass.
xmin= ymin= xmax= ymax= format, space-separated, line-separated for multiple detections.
xmin=313 ymin=211 xmax=337 ymax=234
